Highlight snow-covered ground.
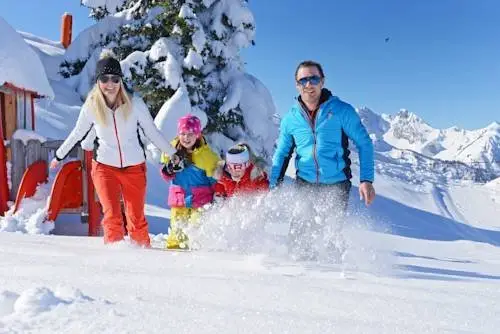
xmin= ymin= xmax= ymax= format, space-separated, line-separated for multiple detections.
xmin=1 ymin=14 xmax=500 ymax=334
xmin=1 ymin=211 xmax=500 ymax=333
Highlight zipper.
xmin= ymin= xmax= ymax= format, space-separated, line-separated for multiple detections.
xmin=112 ymin=111 xmax=124 ymax=168
xmin=298 ymin=105 xmax=320 ymax=183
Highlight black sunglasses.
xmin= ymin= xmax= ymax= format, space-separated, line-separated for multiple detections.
xmin=297 ymin=75 xmax=322 ymax=86
xmin=98 ymin=75 xmax=121 ymax=84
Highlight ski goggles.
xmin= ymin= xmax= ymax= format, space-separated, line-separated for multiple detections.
xmin=296 ymin=75 xmax=322 ymax=86
xmin=227 ymin=162 xmax=248 ymax=171
xmin=98 ymin=74 xmax=121 ymax=84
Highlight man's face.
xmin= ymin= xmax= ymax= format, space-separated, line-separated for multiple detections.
xmin=295 ymin=66 xmax=324 ymax=105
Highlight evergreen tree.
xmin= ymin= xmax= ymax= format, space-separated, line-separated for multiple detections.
xmin=65 ymin=0 xmax=277 ymax=160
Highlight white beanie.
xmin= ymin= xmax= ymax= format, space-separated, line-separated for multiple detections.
xmin=226 ymin=145 xmax=250 ymax=164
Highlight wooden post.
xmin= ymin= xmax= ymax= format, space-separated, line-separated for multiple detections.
xmin=61 ymin=13 xmax=73 ymax=49
xmin=10 ymin=139 xmax=25 ymax=200
xmin=79 ymin=148 xmax=88 ymax=224
xmin=0 ymin=131 xmax=8 ymax=215
xmin=26 ymin=139 xmax=42 ymax=167
xmin=30 ymin=95 xmax=35 ymax=131
xmin=85 ymin=150 xmax=101 ymax=236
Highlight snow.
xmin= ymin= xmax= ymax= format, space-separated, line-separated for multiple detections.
xmin=221 ymin=73 xmax=278 ymax=158
xmin=58 ymin=0 xmax=277 ymax=162
xmin=361 ymin=108 xmax=500 ymax=175
xmin=121 ymin=51 xmax=148 ymax=78
xmin=0 ymin=18 xmax=54 ymax=98
xmin=192 ymin=29 xmax=207 ymax=54
xmin=154 ymin=85 xmax=206 ymax=140
xmin=19 ymin=32 xmax=65 ymax=81
xmin=0 ymin=182 xmax=54 ymax=235
xmin=184 ymin=49 xmax=204 ymax=70
xmin=1 ymin=7 xmax=500 ymax=334
xmin=1 ymin=215 xmax=500 ymax=332
xmin=81 ymin=0 xmax=127 ymax=13
xmin=63 ymin=3 xmax=140 ymax=97
xmin=158 ymin=54 xmax=182 ymax=90
xmin=485 ymin=176 xmax=500 ymax=189
xmin=211 ymin=0 xmax=254 ymax=41
xmin=11 ymin=129 xmax=47 ymax=145
xmin=179 ymin=4 xmax=195 ymax=19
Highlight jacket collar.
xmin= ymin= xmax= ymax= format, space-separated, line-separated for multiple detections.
xmin=296 ymin=88 xmax=333 ymax=111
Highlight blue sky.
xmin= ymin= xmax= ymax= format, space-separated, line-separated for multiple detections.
xmin=1 ymin=0 xmax=499 ymax=129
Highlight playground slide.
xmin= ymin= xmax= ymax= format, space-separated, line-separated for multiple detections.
xmin=13 ymin=160 xmax=84 ymax=221
xmin=13 ymin=154 xmax=101 ymax=236
xmin=46 ymin=160 xmax=83 ymax=221
xmin=13 ymin=160 xmax=48 ymax=213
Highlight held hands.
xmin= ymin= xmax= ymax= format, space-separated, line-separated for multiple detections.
xmin=359 ymin=181 xmax=375 ymax=206
xmin=164 ymin=154 xmax=185 ymax=174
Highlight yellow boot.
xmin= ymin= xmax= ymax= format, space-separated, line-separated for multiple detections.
xmin=166 ymin=227 xmax=189 ymax=249
xmin=166 ymin=207 xmax=194 ymax=249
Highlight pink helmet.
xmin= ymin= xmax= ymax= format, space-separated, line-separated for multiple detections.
xmin=177 ymin=114 xmax=202 ymax=137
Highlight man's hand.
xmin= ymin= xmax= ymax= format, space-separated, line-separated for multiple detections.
xmin=359 ymin=181 xmax=375 ymax=206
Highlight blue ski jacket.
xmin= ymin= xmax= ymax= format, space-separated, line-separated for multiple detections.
xmin=270 ymin=90 xmax=374 ymax=187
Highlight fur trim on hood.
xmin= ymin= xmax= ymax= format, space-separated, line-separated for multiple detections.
xmin=213 ymin=160 xmax=226 ymax=181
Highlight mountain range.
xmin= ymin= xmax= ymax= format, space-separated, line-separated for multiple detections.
xmin=357 ymin=107 xmax=500 ymax=180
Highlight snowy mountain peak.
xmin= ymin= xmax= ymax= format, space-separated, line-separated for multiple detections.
xmin=392 ymin=108 xmax=430 ymax=128
xmin=356 ymin=107 xmax=390 ymax=138
xmin=384 ymin=109 xmax=435 ymax=146
xmin=357 ymin=107 xmax=500 ymax=178
xmin=486 ymin=121 xmax=500 ymax=132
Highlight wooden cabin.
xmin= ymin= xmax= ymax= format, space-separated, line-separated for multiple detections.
xmin=0 ymin=16 xmax=57 ymax=214
xmin=0 ymin=83 xmax=43 ymax=213
xmin=0 ymin=83 xmax=37 ymax=145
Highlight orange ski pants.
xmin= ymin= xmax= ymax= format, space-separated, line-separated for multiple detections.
xmin=92 ymin=161 xmax=150 ymax=247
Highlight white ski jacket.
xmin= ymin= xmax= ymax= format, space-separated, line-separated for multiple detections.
xmin=56 ymin=96 xmax=174 ymax=168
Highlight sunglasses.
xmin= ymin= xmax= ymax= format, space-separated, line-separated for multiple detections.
xmin=98 ymin=75 xmax=121 ymax=84
xmin=296 ymin=75 xmax=322 ymax=86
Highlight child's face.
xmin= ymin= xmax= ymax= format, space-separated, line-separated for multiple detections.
xmin=178 ymin=131 xmax=197 ymax=149
xmin=227 ymin=162 xmax=249 ymax=179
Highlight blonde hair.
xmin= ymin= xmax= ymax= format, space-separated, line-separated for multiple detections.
xmin=83 ymin=50 xmax=132 ymax=126
xmin=84 ymin=81 xmax=132 ymax=126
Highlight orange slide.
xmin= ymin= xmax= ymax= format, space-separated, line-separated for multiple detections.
xmin=46 ymin=160 xmax=83 ymax=221
xmin=13 ymin=160 xmax=83 ymax=218
xmin=13 ymin=160 xmax=49 ymax=212
xmin=13 ymin=154 xmax=101 ymax=236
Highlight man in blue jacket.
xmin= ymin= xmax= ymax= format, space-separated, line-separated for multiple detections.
xmin=271 ymin=60 xmax=376 ymax=211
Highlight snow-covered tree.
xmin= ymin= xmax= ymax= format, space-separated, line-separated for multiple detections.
xmin=63 ymin=0 xmax=278 ymax=161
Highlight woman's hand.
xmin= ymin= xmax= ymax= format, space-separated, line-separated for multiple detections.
xmin=49 ymin=158 xmax=60 ymax=169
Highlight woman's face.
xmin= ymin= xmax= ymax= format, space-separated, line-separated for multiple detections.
xmin=178 ymin=131 xmax=197 ymax=149
xmin=98 ymin=74 xmax=121 ymax=105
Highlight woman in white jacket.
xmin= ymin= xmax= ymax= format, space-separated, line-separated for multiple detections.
xmin=50 ymin=52 xmax=173 ymax=247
